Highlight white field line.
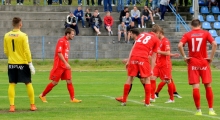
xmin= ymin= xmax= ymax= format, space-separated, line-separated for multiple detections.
xmin=102 ymin=95 xmax=220 ymax=120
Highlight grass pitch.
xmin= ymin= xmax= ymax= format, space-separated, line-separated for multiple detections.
xmin=0 ymin=61 xmax=220 ymax=120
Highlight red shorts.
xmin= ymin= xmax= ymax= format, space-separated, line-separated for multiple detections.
xmin=153 ymin=65 xmax=172 ymax=80
xmin=49 ymin=67 xmax=71 ymax=82
xmin=127 ymin=56 xmax=151 ymax=78
xmin=187 ymin=64 xmax=212 ymax=85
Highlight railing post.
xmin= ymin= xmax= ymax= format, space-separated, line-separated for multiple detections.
xmin=42 ymin=36 xmax=45 ymax=61
xmin=44 ymin=0 xmax=46 ymax=6
xmin=95 ymin=36 xmax=98 ymax=62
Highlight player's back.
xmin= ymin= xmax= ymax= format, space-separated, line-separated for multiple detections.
xmin=131 ymin=32 xmax=160 ymax=58
xmin=4 ymin=30 xmax=31 ymax=64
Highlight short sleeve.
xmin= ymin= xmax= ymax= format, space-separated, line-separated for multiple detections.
xmin=56 ymin=40 xmax=63 ymax=53
xmin=152 ymin=38 xmax=160 ymax=53
xmin=164 ymin=40 xmax=170 ymax=51
xmin=180 ymin=33 xmax=188 ymax=45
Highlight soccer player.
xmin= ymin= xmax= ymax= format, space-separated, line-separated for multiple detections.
xmin=39 ymin=28 xmax=82 ymax=103
xmin=150 ymin=28 xmax=180 ymax=103
xmin=118 ymin=26 xmax=161 ymax=106
xmin=4 ymin=17 xmax=37 ymax=112
xmin=178 ymin=19 xmax=217 ymax=115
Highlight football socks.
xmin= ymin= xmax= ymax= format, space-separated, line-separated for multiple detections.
xmin=144 ymin=84 xmax=151 ymax=105
xmin=8 ymin=83 xmax=15 ymax=105
xmin=150 ymin=80 xmax=156 ymax=99
xmin=42 ymin=82 xmax=55 ymax=97
xmin=167 ymin=82 xmax=174 ymax=100
xmin=67 ymin=83 xmax=75 ymax=100
xmin=205 ymin=87 xmax=213 ymax=109
xmin=155 ymin=82 xmax=166 ymax=93
xmin=122 ymin=84 xmax=131 ymax=103
xmin=193 ymin=88 xmax=200 ymax=110
xmin=26 ymin=83 xmax=35 ymax=104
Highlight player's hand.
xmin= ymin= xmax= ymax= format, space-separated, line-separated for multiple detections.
xmin=205 ymin=58 xmax=212 ymax=63
xmin=122 ymin=59 xmax=128 ymax=64
xmin=28 ymin=62 xmax=35 ymax=75
xmin=173 ymin=53 xmax=180 ymax=58
xmin=184 ymin=57 xmax=190 ymax=63
xmin=65 ymin=63 xmax=71 ymax=69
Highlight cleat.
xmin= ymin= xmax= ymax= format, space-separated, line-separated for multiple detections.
xmin=209 ymin=110 xmax=217 ymax=115
xmin=174 ymin=94 xmax=182 ymax=98
xmin=30 ymin=104 xmax=37 ymax=111
xmin=115 ymin=96 xmax=123 ymax=102
xmin=145 ymin=104 xmax=154 ymax=107
xmin=165 ymin=99 xmax=175 ymax=103
xmin=39 ymin=94 xmax=48 ymax=103
xmin=70 ymin=98 xmax=82 ymax=103
xmin=121 ymin=102 xmax=126 ymax=106
xmin=9 ymin=105 xmax=15 ymax=112
xmin=195 ymin=111 xmax=202 ymax=115
xmin=155 ymin=93 xmax=159 ymax=98
xmin=150 ymin=98 xmax=156 ymax=103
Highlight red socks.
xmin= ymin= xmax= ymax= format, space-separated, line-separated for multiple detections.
xmin=144 ymin=84 xmax=151 ymax=105
xmin=156 ymin=82 xmax=166 ymax=93
xmin=122 ymin=84 xmax=131 ymax=102
xmin=193 ymin=88 xmax=200 ymax=109
xmin=150 ymin=80 xmax=156 ymax=99
xmin=67 ymin=83 xmax=75 ymax=100
xmin=167 ymin=83 xmax=174 ymax=100
xmin=42 ymin=82 xmax=55 ymax=97
xmin=205 ymin=87 xmax=213 ymax=108
xmin=171 ymin=79 xmax=177 ymax=93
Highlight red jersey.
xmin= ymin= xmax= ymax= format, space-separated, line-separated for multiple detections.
xmin=104 ymin=16 xmax=114 ymax=26
xmin=156 ymin=37 xmax=171 ymax=67
xmin=131 ymin=32 xmax=160 ymax=58
xmin=53 ymin=36 xmax=70 ymax=69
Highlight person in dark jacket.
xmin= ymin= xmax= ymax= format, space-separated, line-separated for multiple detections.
xmin=65 ymin=12 xmax=79 ymax=35
xmin=90 ymin=11 xmax=102 ymax=35
xmin=73 ymin=6 xmax=86 ymax=28
xmin=119 ymin=7 xmax=129 ymax=22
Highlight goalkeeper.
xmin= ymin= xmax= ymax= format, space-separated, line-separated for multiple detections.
xmin=4 ymin=17 xmax=37 ymax=112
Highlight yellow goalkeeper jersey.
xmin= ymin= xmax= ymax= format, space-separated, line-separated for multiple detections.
xmin=4 ymin=29 xmax=32 ymax=64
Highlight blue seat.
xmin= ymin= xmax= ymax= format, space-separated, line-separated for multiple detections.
xmin=206 ymin=15 xmax=215 ymax=22
xmin=190 ymin=7 xmax=194 ymax=14
xmin=201 ymin=6 xmax=209 ymax=14
xmin=209 ymin=30 xmax=218 ymax=37
xmin=199 ymin=0 xmax=206 ymax=6
xmin=214 ymin=22 xmax=220 ymax=29
xmin=212 ymin=6 xmax=220 ymax=14
xmin=198 ymin=15 xmax=204 ymax=22
xmin=218 ymin=15 xmax=220 ymax=21
xmin=202 ymin=22 xmax=212 ymax=29
xmin=215 ymin=37 xmax=220 ymax=44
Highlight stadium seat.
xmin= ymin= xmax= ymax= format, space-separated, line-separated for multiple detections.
xmin=198 ymin=15 xmax=204 ymax=22
xmin=215 ymin=37 xmax=220 ymax=44
xmin=200 ymin=6 xmax=209 ymax=14
xmin=218 ymin=15 xmax=220 ymax=21
xmin=190 ymin=7 xmax=194 ymax=14
xmin=212 ymin=6 xmax=220 ymax=14
xmin=214 ymin=22 xmax=220 ymax=29
xmin=199 ymin=0 xmax=206 ymax=6
xmin=206 ymin=15 xmax=215 ymax=22
xmin=209 ymin=30 xmax=218 ymax=37
xmin=202 ymin=22 xmax=212 ymax=29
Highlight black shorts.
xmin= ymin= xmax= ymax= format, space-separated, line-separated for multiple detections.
xmin=8 ymin=64 xmax=32 ymax=83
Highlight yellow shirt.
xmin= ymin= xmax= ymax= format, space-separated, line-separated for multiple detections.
xmin=4 ymin=29 xmax=32 ymax=64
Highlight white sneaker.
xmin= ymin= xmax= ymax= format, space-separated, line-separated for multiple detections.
xmin=152 ymin=22 xmax=155 ymax=24
xmin=121 ymin=102 xmax=126 ymax=106
xmin=110 ymin=31 xmax=113 ymax=35
xmin=174 ymin=94 xmax=182 ymax=98
xmin=20 ymin=3 xmax=23 ymax=5
xmin=111 ymin=4 xmax=115 ymax=6
xmin=145 ymin=104 xmax=154 ymax=107
xmin=142 ymin=26 xmax=145 ymax=28
xmin=165 ymin=99 xmax=175 ymax=103
xmin=138 ymin=25 xmax=141 ymax=28
xmin=156 ymin=13 xmax=161 ymax=20
xmin=153 ymin=14 xmax=155 ymax=17
xmin=17 ymin=3 xmax=19 ymax=5
xmin=150 ymin=98 xmax=156 ymax=103
xmin=161 ymin=19 xmax=164 ymax=21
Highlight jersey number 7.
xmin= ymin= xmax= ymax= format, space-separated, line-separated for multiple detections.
xmin=192 ymin=38 xmax=202 ymax=52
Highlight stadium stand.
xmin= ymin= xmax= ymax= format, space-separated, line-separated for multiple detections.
xmin=215 ymin=36 xmax=220 ymax=44
xmin=213 ymin=22 xmax=220 ymax=30
xmin=202 ymin=21 xmax=212 ymax=29
xmin=200 ymin=6 xmax=209 ymax=14
xmin=206 ymin=15 xmax=215 ymax=22
xmin=198 ymin=15 xmax=205 ymax=22
xmin=209 ymin=29 xmax=218 ymax=37
xmin=212 ymin=6 xmax=220 ymax=14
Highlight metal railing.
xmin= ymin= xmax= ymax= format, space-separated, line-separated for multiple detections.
xmin=168 ymin=3 xmax=191 ymax=32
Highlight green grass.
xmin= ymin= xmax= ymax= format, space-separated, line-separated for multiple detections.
xmin=0 ymin=64 xmax=220 ymax=120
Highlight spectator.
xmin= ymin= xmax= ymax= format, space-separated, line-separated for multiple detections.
xmin=122 ymin=12 xmax=132 ymax=27
xmin=152 ymin=0 xmax=161 ymax=19
xmin=78 ymin=0 xmax=82 ymax=5
xmin=85 ymin=8 xmax=92 ymax=27
xmin=5 ymin=0 xmax=11 ymax=5
xmin=95 ymin=9 xmax=100 ymax=17
xmin=48 ymin=0 xmax=52 ymax=5
xmin=87 ymin=0 xmax=95 ymax=6
xmin=141 ymin=5 xmax=155 ymax=28
xmin=117 ymin=0 xmax=125 ymax=12
xmin=65 ymin=12 xmax=79 ymax=35
xmin=33 ymin=0 xmax=40 ymax=5
xmin=131 ymin=6 xmax=141 ymax=28
xmin=112 ymin=0 xmax=116 ymax=6
xmin=118 ymin=22 xmax=127 ymax=42
xmin=119 ymin=7 xmax=129 ymax=22
xmin=127 ymin=21 xmax=136 ymax=43
xmin=208 ymin=0 xmax=218 ymax=11
xmin=98 ymin=0 xmax=102 ymax=5
xmin=90 ymin=11 xmax=102 ymax=35
xmin=104 ymin=0 xmax=112 ymax=12
xmin=104 ymin=11 xmax=114 ymax=36
xmin=73 ymin=6 xmax=86 ymax=28
xmin=126 ymin=0 xmax=136 ymax=6
xmin=67 ymin=0 xmax=72 ymax=5
xmin=17 ymin=0 xmax=23 ymax=5
xmin=179 ymin=0 xmax=188 ymax=7
xmin=160 ymin=0 xmax=169 ymax=21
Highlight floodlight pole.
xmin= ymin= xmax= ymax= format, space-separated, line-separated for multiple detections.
xmin=193 ymin=0 xmax=199 ymax=19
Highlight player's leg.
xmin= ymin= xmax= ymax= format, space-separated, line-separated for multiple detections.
xmin=26 ymin=83 xmax=37 ymax=111
xmin=150 ymin=76 xmax=157 ymax=101
xmin=144 ymin=77 xmax=152 ymax=106
xmin=172 ymin=79 xmax=182 ymax=98
xmin=155 ymin=81 xmax=166 ymax=98
xmin=165 ymin=79 xmax=174 ymax=103
xmin=121 ymin=76 xmax=134 ymax=105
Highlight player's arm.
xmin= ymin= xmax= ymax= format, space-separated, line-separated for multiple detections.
xmin=178 ymin=42 xmax=188 ymax=62
xmin=207 ymin=41 xmax=217 ymax=63
xmin=157 ymin=50 xmax=170 ymax=56
xmin=170 ymin=53 xmax=180 ymax=57
xmin=151 ymin=52 xmax=156 ymax=70
xmin=3 ymin=35 xmax=8 ymax=57
xmin=58 ymin=52 xmax=71 ymax=69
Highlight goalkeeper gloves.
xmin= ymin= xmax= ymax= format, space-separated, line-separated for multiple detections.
xmin=28 ymin=62 xmax=35 ymax=75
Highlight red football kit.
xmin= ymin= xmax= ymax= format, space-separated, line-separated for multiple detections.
xmin=49 ymin=36 xmax=71 ymax=81
xmin=180 ymin=29 xmax=214 ymax=84
xmin=153 ymin=37 xmax=172 ymax=80
xmin=127 ymin=32 xmax=160 ymax=78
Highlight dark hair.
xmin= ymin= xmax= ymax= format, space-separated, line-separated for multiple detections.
xmin=124 ymin=7 xmax=128 ymax=10
xmin=151 ymin=24 xmax=161 ymax=33
xmin=12 ymin=17 xmax=21 ymax=27
xmin=65 ymin=27 xmax=75 ymax=35
xmin=191 ymin=19 xmax=201 ymax=27
xmin=130 ymin=28 xmax=140 ymax=36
